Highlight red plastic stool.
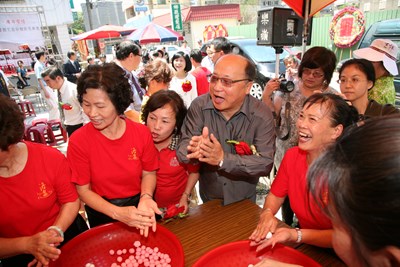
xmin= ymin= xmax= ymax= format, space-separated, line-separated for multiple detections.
xmin=32 ymin=118 xmax=48 ymax=126
xmin=17 ymin=100 xmax=36 ymax=118
xmin=25 ymin=124 xmax=57 ymax=146
xmin=47 ymin=119 xmax=67 ymax=143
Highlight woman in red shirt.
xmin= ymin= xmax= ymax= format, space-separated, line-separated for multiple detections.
xmin=250 ymin=93 xmax=358 ymax=249
xmin=142 ymin=90 xmax=199 ymax=212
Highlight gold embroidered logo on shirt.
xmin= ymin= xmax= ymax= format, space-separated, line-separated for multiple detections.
xmin=37 ymin=182 xmax=53 ymax=199
xmin=128 ymin=147 xmax=138 ymax=160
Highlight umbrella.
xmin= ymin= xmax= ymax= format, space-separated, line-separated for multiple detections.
xmin=126 ymin=23 xmax=183 ymax=44
xmin=71 ymin=24 xmax=135 ymax=41
xmin=0 ymin=49 xmax=12 ymax=65
xmin=283 ymin=0 xmax=337 ymax=52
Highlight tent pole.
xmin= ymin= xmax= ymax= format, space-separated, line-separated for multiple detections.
xmin=302 ymin=0 xmax=310 ymax=55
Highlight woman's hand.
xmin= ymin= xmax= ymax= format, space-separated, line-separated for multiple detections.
xmin=137 ymin=197 xmax=162 ymax=237
xmin=250 ymin=227 xmax=298 ymax=252
xmin=113 ymin=204 xmax=155 ymax=233
xmin=253 ymin=258 xmax=303 ymax=267
xmin=25 ymin=231 xmax=63 ymax=266
xmin=262 ymin=79 xmax=280 ymax=101
xmin=249 ymin=209 xmax=278 ymax=243
xmin=179 ymin=194 xmax=190 ymax=214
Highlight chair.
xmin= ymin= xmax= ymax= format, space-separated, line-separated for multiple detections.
xmin=47 ymin=119 xmax=68 ymax=143
xmin=22 ymin=86 xmax=46 ymax=111
xmin=17 ymin=100 xmax=36 ymax=118
xmin=8 ymin=87 xmax=22 ymax=102
xmin=25 ymin=124 xmax=57 ymax=146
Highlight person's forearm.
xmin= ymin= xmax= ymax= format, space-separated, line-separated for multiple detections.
xmin=262 ymin=193 xmax=285 ymax=216
xmin=52 ymin=199 xmax=80 ymax=232
xmin=140 ymin=171 xmax=157 ymax=196
xmin=298 ymin=229 xmax=332 ymax=248
xmin=77 ymin=186 xmax=120 ymax=220
xmin=183 ymin=172 xmax=199 ymax=196
xmin=38 ymin=79 xmax=46 ymax=91
xmin=0 ymin=237 xmax=30 ymax=258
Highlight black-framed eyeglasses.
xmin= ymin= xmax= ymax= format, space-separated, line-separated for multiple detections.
xmin=209 ymin=74 xmax=252 ymax=87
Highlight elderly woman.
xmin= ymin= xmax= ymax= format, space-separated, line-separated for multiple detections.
xmin=0 ymin=94 xmax=85 ymax=267
xmin=125 ymin=59 xmax=173 ymax=123
xmin=67 ymin=63 xmax=161 ymax=236
xmin=250 ymin=93 xmax=358 ymax=249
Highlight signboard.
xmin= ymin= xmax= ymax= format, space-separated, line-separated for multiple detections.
xmin=257 ymin=7 xmax=312 ymax=46
xmin=171 ymin=4 xmax=183 ymax=32
xmin=135 ymin=0 xmax=148 ymax=13
xmin=0 ymin=12 xmax=44 ymax=51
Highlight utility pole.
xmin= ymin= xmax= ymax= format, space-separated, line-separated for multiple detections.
xmin=86 ymin=0 xmax=94 ymax=30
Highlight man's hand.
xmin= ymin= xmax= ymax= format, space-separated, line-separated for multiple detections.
xmin=187 ymin=127 xmax=210 ymax=160
xmin=198 ymin=132 xmax=224 ymax=166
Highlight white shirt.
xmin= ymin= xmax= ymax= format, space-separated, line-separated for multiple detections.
xmin=59 ymin=78 xmax=88 ymax=125
xmin=201 ymin=56 xmax=214 ymax=73
xmin=169 ymin=73 xmax=198 ymax=107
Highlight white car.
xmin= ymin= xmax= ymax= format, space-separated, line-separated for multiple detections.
xmin=156 ymin=45 xmax=184 ymax=59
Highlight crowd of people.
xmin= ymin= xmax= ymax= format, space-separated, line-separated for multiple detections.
xmin=1 ymin=37 xmax=400 ymax=267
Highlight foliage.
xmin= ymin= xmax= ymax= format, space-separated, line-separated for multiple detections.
xmin=70 ymin=12 xmax=86 ymax=35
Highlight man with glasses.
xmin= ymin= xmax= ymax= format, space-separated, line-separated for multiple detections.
xmin=177 ymin=54 xmax=275 ymax=205
xmin=115 ymin=40 xmax=145 ymax=112
xmin=209 ymin=37 xmax=231 ymax=65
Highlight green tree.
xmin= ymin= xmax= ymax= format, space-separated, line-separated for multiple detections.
xmin=70 ymin=12 xmax=86 ymax=35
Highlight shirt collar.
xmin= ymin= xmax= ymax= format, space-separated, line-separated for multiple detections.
xmin=202 ymin=93 xmax=253 ymax=121
xmin=168 ymin=134 xmax=180 ymax=150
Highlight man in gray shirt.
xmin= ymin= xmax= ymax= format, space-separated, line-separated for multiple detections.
xmin=176 ymin=54 xmax=275 ymax=205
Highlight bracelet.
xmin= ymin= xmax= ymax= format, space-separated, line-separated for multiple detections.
xmin=218 ymin=159 xmax=224 ymax=167
xmin=182 ymin=192 xmax=191 ymax=198
xmin=295 ymin=227 xmax=302 ymax=243
xmin=140 ymin=193 xmax=153 ymax=199
xmin=47 ymin=225 xmax=64 ymax=238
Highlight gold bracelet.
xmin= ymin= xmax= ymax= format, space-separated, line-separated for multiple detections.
xmin=140 ymin=193 xmax=153 ymax=199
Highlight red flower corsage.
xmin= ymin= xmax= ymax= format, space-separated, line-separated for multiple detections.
xmin=160 ymin=204 xmax=188 ymax=223
xmin=182 ymin=80 xmax=192 ymax=92
xmin=226 ymin=140 xmax=260 ymax=156
xmin=59 ymin=102 xmax=73 ymax=110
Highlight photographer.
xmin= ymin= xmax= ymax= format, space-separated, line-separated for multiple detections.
xmin=261 ymin=46 xmax=337 ymax=226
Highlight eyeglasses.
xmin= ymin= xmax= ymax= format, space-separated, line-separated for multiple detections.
xmin=337 ymin=78 xmax=367 ymax=85
xmin=302 ymin=68 xmax=324 ymax=78
xmin=209 ymin=74 xmax=252 ymax=87
xmin=207 ymin=50 xmax=221 ymax=56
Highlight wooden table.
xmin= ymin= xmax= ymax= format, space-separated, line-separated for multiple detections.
xmin=163 ymin=199 xmax=346 ymax=267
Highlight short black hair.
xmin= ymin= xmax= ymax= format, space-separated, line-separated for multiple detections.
xmin=77 ymin=63 xmax=133 ymax=115
xmin=67 ymin=51 xmax=76 ymax=59
xmin=142 ymin=90 xmax=187 ymax=135
xmin=171 ymin=51 xmax=192 ymax=73
xmin=190 ymin=49 xmax=203 ymax=63
xmin=115 ymin=40 xmax=141 ymax=60
xmin=41 ymin=67 xmax=64 ymax=79
xmin=35 ymin=51 xmax=45 ymax=60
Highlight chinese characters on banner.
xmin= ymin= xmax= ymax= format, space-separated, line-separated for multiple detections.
xmin=171 ymin=4 xmax=183 ymax=32
xmin=0 ymin=12 xmax=44 ymax=51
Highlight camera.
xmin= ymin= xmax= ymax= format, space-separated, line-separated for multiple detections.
xmin=279 ymin=79 xmax=295 ymax=93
